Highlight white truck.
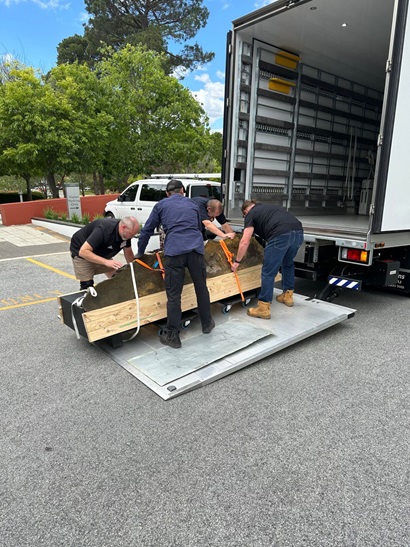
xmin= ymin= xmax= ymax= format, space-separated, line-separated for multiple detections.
xmin=222 ymin=0 xmax=410 ymax=299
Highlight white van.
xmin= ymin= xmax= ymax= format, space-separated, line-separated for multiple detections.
xmin=104 ymin=177 xmax=222 ymax=225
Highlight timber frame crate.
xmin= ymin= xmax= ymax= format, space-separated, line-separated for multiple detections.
xmin=58 ymin=264 xmax=262 ymax=344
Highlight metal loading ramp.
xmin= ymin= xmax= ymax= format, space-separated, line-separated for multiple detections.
xmin=96 ymin=290 xmax=356 ymax=400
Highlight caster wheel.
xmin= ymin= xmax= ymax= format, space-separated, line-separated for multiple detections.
xmin=158 ymin=327 xmax=164 ymax=336
xmin=181 ymin=320 xmax=191 ymax=329
xmin=222 ymin=305 xmax=232 ymax=314
xmin=242 ymin=298 xmax=251 ymax=307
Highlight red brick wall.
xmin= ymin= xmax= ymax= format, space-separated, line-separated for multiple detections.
xmin=0 ymin=194 xmax=120 ymax=226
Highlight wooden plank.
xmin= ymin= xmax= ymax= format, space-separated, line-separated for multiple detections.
xmin=83 ymin=265 xmax=263 ymax=342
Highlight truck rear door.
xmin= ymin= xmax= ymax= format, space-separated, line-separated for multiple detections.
xmin=372 ymin=0 xmax=410 ymax=233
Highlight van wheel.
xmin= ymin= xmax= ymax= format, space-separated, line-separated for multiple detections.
xmin=104 ymin=212 xmax=114 ymax=218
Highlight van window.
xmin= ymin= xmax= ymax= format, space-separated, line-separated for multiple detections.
xmin=140 ymin=183 xmax=167 ymax=202
xmin=189 ymin=184 xmax=221 ymax=201
xmin=121 ymin=184 xmax=138 ymax=202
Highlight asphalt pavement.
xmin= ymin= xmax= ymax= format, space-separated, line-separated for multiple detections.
xmin=1 ymin=223 xmax=410 ymax=547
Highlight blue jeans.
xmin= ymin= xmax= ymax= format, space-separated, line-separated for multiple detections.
xmin=258 ymin=229 xmax=304 ymax=303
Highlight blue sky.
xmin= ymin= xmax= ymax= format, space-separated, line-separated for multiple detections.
xmin=0 ymin=0 xmax=274 ymax=131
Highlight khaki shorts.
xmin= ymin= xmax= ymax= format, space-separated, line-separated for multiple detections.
xmin=72 ymin=256 xmax=113 ymax=281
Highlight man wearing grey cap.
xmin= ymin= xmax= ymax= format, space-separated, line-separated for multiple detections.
xmin=136 ymin=179 xmax=215 ymax=348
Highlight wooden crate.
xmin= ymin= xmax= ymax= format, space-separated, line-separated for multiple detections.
xmin=82 ymin=265 xmax=262 ymax=342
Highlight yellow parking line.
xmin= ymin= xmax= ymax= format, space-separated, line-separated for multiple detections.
xmin=0 ymin=298 xmax=58 ymax=311
xmin=26 ymin=257 xmax=76 ymax=279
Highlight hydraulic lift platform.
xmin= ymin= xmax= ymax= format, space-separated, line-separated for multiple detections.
xmin=92 ymin=290 xmax=355 ymax=400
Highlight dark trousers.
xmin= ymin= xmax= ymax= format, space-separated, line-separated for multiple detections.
xmin=165 ymin=251 xmax=212 ymax=332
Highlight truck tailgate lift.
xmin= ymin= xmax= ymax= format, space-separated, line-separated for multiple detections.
xmin=95 ymin=290 xmax=355 ymax=400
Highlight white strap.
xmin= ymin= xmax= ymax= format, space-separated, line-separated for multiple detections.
xmin=70 ymin=287 xmax=98 ymax=340
xmin=125 ymin=262 xmax=140 ymax=341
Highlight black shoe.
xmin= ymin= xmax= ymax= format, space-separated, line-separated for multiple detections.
xmin=159 ymin=330 xmax=181 ymax=349
xmin=202 ymin=318 xmax=215 ymax=334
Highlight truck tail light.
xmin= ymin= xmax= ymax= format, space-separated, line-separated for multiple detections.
xmin=341 ymin=248 xmax=369 ymax=263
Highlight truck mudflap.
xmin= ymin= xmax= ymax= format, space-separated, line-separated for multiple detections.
xmin=388 ymin=268 xmax=410 ymax=294
xmin=95 ymin=290 xmax=355 ymax=400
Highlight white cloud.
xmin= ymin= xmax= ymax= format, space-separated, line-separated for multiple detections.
xmin=2 ymin=53 xmax=15 ymax=63
xmin=191 ymin=73 xmax=225 ymax=128
xmin=80 ymin=11 xmax=89 ymax=23
xmin=172 ymin=66 xmax=189 ymax=80
xmin=1 ymin=0 xmax=69 ymax=8
xmin=254 ymin=0 xmax=275 ymax=7
xmin=194 ymin=73 xmax=211 ymax=83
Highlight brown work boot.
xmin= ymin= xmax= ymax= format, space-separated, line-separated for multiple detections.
xmin=276 ymin=290 xmax=294 ymax=307
xmin=247 ymin=300 xmax=271 ymax=319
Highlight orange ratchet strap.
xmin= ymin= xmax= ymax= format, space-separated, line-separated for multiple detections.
xmin=134 ymin=258 xmax=164 ymax=276
xmin=219 ymin=240 xmax=244 ymax=302
xmin=155 ymin=252 xmax=165 ymax=280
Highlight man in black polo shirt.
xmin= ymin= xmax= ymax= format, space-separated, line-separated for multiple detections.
xmin=70 ymin=216 xmax=139 ymax=290
xmin=191 ymin=197 xmax=236 ymax=240
xmin=231 ymin=200 xmax=304 ymax=319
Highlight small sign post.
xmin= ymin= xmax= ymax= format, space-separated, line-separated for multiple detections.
xmin=65 ymin=183 xmax=82 ymax=220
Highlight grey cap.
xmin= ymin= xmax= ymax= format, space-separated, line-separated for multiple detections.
xmin=166 ymin=179 xmax=184 ymax=192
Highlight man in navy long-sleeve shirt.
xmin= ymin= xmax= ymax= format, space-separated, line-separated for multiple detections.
xmin=137 ymin=179 xmax=214 ymax=348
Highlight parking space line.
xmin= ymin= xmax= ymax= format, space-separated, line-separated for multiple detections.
xmin=26 ymin=257 xmax=76 ymax=279
xmin=0 ymin=251 xmax=68 ymax=262
xmin=0 ymin=297 xmax=59 ymax=311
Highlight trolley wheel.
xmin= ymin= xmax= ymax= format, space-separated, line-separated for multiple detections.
xmin=242 ymin=298 xmax=252 ymax=307
xmin=181 ymin=319 xmax=191 ymax=329
xmin=222 ymin=305 xmax=232 ymax=314
xmin=158 ymin=327 xmax=164 ymax=336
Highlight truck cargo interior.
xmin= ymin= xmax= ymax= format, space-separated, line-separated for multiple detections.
xmin=226 ymin=0 xmax=403 ymax=240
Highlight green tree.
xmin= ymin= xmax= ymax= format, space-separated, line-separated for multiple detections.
xmin=0 ymin=64 xmax=112 ymax=198
xmin=46 ymin=63 xmax=115 ymax=194
xmin=196 ymin=131 xmax=223 ymax=172
xmin=32 ymin=75 xmax=89 ymax=198
xmin=0 ymin=67 xmax=45 ymax=198
xmin=57 ymin=0 xmax=213 ymax=73
xmin=55 ymin=35 xmax=95 ymax=67
xmin=0 ymin=48 xmax=213 ymax=194
xmin=97 ymin=45 xmax=211 ymax=180
xmin=0 ymin=56 xmax=23 ymax=84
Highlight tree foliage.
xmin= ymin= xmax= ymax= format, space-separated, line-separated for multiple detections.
xmin=57 ymin=0 xmax=213 ymax=74
xmin=55 ymin=35 xmax=96 ymax=67
xmin=0 ymin=46 xmax=221 ymax=197
xmin=0 ymin=67 xmax=46 ymax=197
xmin=97 ymin=45 xmax=212 ymax=180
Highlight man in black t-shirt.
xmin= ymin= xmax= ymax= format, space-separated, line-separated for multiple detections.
xmin=70 ymin=216 xmax=139 ymax=290
xmin=191 ymin=197 xmax=235 ymax=241
xmin=231 ymin=200 xmax=304 ymax=319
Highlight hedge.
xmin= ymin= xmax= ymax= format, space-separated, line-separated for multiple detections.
xmin=0 ymin=191 xmax=46 ymax=204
